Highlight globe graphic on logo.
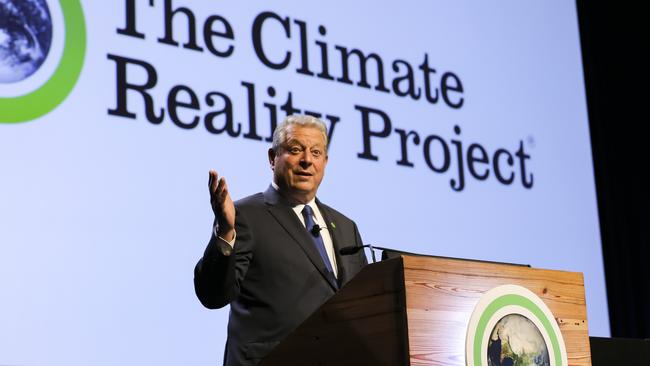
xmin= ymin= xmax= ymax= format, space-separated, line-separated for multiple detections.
xmin=0 ymin=0 xmax=53 ymax=83
xmin=487 ymin=314 xmax=550 ymax=366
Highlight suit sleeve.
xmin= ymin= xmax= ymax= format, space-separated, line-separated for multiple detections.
xmin=193 ymin=208 xmax=254 ymax=309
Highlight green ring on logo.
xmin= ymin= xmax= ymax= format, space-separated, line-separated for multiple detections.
xmin=474 ymin=294 xmax=563 ymax=366
xmin=0 ymin=0 xmax=86 ymax=123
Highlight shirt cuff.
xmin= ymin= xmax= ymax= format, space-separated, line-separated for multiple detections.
xmin=213 ymin=224 xmax=236 ymax=256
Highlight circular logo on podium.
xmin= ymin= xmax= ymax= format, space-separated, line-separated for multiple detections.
xmin=465 ymin=285 xmax=567 ymax=366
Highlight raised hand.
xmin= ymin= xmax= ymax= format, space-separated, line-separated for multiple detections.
xmin=208 ymin=170 xmax=235 ymax=242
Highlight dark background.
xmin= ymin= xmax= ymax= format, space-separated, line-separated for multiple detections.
xmin=578 ymin=1 xmax=649 ymax=338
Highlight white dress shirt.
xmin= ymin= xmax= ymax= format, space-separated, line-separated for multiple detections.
xmin=290 ymin=200 xmax=338 ymax=278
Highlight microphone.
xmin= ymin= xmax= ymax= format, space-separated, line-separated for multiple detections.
xmin=310 ymin=224 xmax=323 ymax=237
xmin=339 ymin=244 xmax=393 ymax=263
xmin=341 ymin=245 xmax=531 ymax=267
xmin=339 ymin=244 xmax=392 ymax=255
xmin=339 ymin=245 xmax=365 ymax=255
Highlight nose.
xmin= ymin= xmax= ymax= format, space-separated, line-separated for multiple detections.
xmin=300 ymin=150 xmax=313 ymax=167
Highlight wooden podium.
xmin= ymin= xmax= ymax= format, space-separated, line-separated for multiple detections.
xmin=261 ymin=254 xmax=591 ymax=366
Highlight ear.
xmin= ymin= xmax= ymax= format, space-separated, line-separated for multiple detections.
xmin=268 ymin=148 xmax=276 ymax=170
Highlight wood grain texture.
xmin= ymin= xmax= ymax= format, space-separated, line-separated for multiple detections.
xmin=262 ymin=255 xmax=591 ymax=365
xmin=402 ymin=255 xmax=591 ymax=366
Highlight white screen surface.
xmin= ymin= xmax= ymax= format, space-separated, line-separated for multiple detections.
xmin=1 ymin=1 xmax=607 ymax=364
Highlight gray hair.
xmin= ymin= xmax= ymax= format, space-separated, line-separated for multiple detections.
xmin=271 ymin=115 xmax=328 ymax=152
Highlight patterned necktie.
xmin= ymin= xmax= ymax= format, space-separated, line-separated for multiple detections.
xmin=301 ymin=205 xmax=336 ymax=280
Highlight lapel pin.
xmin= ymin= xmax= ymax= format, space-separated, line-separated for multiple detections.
xmin=330 ymin=222 xmax=336 ymax=229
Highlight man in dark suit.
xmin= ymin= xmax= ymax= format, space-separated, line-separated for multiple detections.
xmin=194 ymin=115 xmax=367 ymax=365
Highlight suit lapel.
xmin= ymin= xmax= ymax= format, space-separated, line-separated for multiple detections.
xmin=264 ymin=187 xmax=338 ymax=291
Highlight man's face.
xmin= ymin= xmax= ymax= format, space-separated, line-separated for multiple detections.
xmin=269 ymin=125 xmax=328 ymax=203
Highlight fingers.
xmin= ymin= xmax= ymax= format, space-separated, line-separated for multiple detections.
xmin=208 ymin=170 xmax=220 ymax=194
xmin=208 ymin=170 xmax=216 ymax=191
xmin=209 ymin=170 xmax=230 ymax=201
xmin=215 ymin=175 xmax=224 ymax=195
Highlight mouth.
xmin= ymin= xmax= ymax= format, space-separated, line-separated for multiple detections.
xmin=295 ymin=171 xmax=313 ymax=177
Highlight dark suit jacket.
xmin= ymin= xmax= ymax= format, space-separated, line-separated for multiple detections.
xmin=194 ymin=186 xmax=367 ymax=365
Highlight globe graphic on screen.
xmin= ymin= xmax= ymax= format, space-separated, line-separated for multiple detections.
xmin=487 ymin=314 xmax=550 ymax=366
xmin=0 ymin=0 xmax=53 ymax=84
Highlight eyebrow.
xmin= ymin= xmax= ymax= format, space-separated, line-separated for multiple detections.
xmin=284 ymin=139 xmax=324 ymax=148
